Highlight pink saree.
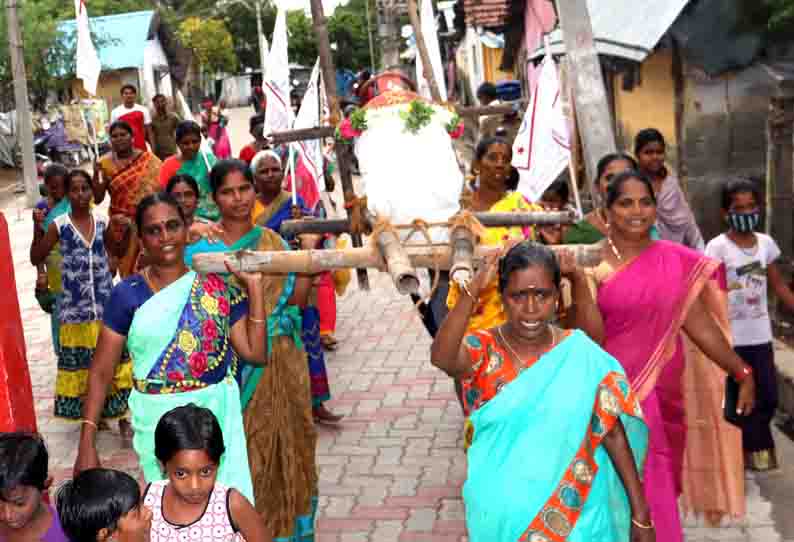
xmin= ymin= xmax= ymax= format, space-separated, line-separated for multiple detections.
xmin=593 ymin=240 xmax=744 ymax=541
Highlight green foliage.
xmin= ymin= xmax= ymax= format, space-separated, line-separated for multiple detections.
xmin=350 ymin=108 xmax=367 ymax=130
xmin=400 ymin=100 xmax=435 ymax=134
xmin=738 ymin=0 xmax=794 ymax=32
xmin=287 ymin=10 xmax=318 ymax=67
xmin=177 ymin=17 xmax=238 ymax=74
xmin=329 ymin=0 xmax=377 ymax=70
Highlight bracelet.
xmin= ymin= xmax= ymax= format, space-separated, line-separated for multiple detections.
xmin=460 ymin=281 xmax=477 ymax=302
xmin=81 ymin=419 xmax=98 ymax=431
xmin=631 ymin=517 xmax=654 ymax=530
xmin=248 ymin=316 xmax=266 ymax=324
xmin=734 ymin=365 xmax=753 ymax=382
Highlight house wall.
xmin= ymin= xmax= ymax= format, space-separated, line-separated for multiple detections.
xmin=70 ymin=68 xmax=141 ymax=111
xmin=482 ymin=45 xmax=514 ymax=83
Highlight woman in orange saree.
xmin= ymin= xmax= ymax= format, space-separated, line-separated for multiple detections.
xmin=94 ymin=120 xmax=162 ymax=277
xmin=589 ymin=170 xmax=756 ymax=542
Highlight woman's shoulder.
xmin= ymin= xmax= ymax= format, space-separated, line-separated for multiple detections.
xmin=112 ymin=273 xmax=151 ymax=297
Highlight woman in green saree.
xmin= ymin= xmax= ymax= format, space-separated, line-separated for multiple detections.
xmin=431 ymin=241 xmax=654 ymax=541
xmin=73 ymin=192 xmax=268 ymax=503
xmin=184 ymin=159 xmax=320 ymax=542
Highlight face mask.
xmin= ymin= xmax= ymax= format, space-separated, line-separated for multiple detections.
xmin=727 ymin=211 xmax=760 ymax=233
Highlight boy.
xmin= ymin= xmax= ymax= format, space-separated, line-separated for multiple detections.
xmin=705 ymin=178 xmax=794 ymax=471
xmin=57 ymin=469 xmax=151 ymax=542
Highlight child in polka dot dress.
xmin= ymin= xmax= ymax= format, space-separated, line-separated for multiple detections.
xmin=144 ymin=404 xmax=271 ymax=542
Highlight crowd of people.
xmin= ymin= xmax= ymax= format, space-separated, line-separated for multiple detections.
xmin=1 ymin=81 xmax=792 ymax=542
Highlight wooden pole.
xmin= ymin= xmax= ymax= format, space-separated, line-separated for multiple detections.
xmin=309 ymin=0 xmax=370 ymax=289
xmin=554 ymin=0 xmax=617 ymax=186
xmin=192 ymin=243 xmax=602 ymax=276
xmin=406 ymin=0 xmax=443 ymax=103
xmin=269 ymin=126 xmax=336 ymax=145
xmin=448 ymin=225 xmax=475 ymax=285
xmin=374 ymin=228 xmax=420 ymax=294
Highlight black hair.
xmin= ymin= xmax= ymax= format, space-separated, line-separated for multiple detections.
xmin=175 ymin=120 xmax=202 ymax=143
xmin=474 ymin=136 xmax=510 ymax=162
xmin=166 ymin=174 xmax=200 ymax=198
xmin=135 ymin=191 xmax=186 ymax=232
xmin=64 ymin=169 xmax=92 ymax=192
xmin=153 ymin=93 xmax=166 ymax=101
xmin=209 ymin=159 xmax=253 ymax=196
xmin=505 ymin=167 xmax=519 ymax=191
xmin=155 ymin=404 xmax=226 ymax=465
xmin=0 ymin=433 xmax=48 ymax=497
xmin=721 ymin=178 xmax=760 ymax=211
xmin=595 ymin=153 xmax=638 ymax=187
xmin=605 ymin=169 xmax=657 ymax=209
xmin=108 ymin=120 xmax=133 ymax=137
xmin=542 ymin=180 xmax=569 ymax=204
xmin=634 ymin=128 xmax=665 ymax=155
xmin=249 ymin=113 xmax=265 ymax=133
xmin=57 ymin=468 xmax=140 ymax=542
xmin=498 ymin=241 xmax=561 ymax=293
xmin=43 ymin=163 xmax=68 ymax=184
xmin=120 ymin=84 xmax=138 ymax=95
xmin=476 ymin=82 xmax=498 ymax=101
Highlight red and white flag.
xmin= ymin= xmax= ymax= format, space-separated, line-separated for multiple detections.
xmin=263 ymin=7 xmax=293 ymax=137
xmin=74 ymin=0 xmax=101 ymax=96
xmin=512 ymin=54 xmax=570 ymax=202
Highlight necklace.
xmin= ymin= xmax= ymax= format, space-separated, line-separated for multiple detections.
xmin=144 ymin=265 xmax=188 ymax=294
xmin=606 ymin=235 xmax=622 ymax=261
xmin=497 ymin=324 xmax=557 ymax=368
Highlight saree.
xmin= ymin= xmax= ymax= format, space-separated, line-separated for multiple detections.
xmin=186 ymin=227 xmax=318 ymax=542
xmin=97 ymin=151 xmax=162 ymax=277
xmin=178 ymin=151 xmax=220 ymax=221
xmin=592 ymin=240 xmax=744 ymax=540
xmin=463 ymin=329 xmax=648 ymax=542
xmin=252 ymin=190 xmax=308 ymax=236
xmin=563 ymin=218 xmax=605 ymax=245
xmin=655 ymin=171 xmax=705 ymax=251
xmin=123 ymin=271 xmax=254 ymax=502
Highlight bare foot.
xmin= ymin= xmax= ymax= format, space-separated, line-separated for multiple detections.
xmin=313 ymin=404 xmax=343 ymax=424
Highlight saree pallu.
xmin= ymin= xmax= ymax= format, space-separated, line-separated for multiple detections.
xmin=125 ymin=271 xmax=254 ymax=502
xmin=98 ymin=152 xmax=162 ymax=277
xmin=178 ymin=151 xmax=219 ymax=221
xmin=593 ymin=240 xmax=744 ymax=541
xmin=464 ymin=330 xmax=647 ymax=542
xmin=302 ymin=306 xmax=331 ymax=406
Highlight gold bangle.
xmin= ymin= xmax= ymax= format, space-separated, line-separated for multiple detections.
xmin=631 ymin=517 xmax=654 ymax=530
xmin=248 ymin=316 xmax=266 ymax=324
xmin=81 ymin=419 xmax=98 ymax=431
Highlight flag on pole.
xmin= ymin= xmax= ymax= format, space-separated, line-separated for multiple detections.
xmin=287 ymin=58 xmax=324 ymax=211
xmin=263 ymin=7 xmax=293 ymax=137
xmin=74 ymin=0 xmax=101 ymax=96
xmin=415 ymin=0 xmax=447 ymax=102
xmin=512 ymin=55 xmax=570 ymax=203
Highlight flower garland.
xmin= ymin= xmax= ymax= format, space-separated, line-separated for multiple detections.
xmin=335 ymin=100 xmax=465 ymax=142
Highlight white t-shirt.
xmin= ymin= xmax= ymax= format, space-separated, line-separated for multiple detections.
xmin=110 ymin=103 xmax=151 ymax=151
xmin=705 ymin=233 xmax=781 ymax=346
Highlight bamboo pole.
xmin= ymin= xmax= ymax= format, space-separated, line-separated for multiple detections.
xmin=406 ymin=0 xmax=443 ymax=103
xmin=374 ymin=228 xmax=420 ymax=294
xmin=192 ymin=243 xmax=602 ymax=277
xmin=268 ymin=126 xmax=336 ymax=145
xmin=448 ymin=225 xmax=475 ymax=285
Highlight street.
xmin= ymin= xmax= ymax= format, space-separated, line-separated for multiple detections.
xmin=4 ymin=107 xmax=794 ymax=542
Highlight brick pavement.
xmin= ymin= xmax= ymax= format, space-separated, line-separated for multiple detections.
xmin=5 ymin=188 xmax=794 ymax=541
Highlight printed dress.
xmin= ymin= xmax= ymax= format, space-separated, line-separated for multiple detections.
xmin=53 ymin=212 xmax=131 ymax=420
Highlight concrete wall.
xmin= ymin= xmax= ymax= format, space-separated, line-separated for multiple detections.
xmin=70 ymin=68 xmax=141 ymax=111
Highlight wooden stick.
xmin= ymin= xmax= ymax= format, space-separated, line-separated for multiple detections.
xmin=455 ymin=103 xmax=523 ymax=118
xmin=192 ymin=243 xmax=602 ymax=276
xmin=374 ymin=228 xmax=420 ymax=294
xmin=279 ymin=210 xmax=577 ymax=237
xmin=407 ymin=0 xmax=443 ymax=103
xmin=268 ymin=126 xmax=336 ymax=145
xmin=449 ymin=226 xmax=475 ymax=285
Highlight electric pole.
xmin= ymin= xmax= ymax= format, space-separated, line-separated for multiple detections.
xmin=5 ymin=0 xmax=38 ymax=207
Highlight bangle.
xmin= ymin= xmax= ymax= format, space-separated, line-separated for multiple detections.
xmin=460 ymin=281 xmax=477 ymax=302
xmin=734 ymin=365 xmax=753 ymax=382
xmin=631 ymin=517 xmax=654 ymax=530
xmin=248 ymin=316 xmax=266 ymax=324
xmin=81 ymin=419 xmax=98 ymax=431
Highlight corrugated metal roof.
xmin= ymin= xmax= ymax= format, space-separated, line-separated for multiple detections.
xmin=58 ymin=10 xmax=155 ymax=71
xmin=530 ymin=0 xmax=690 ymax=62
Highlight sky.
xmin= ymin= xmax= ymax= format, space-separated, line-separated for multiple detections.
xmin=277 ymin=0 xmax=350 ymax=14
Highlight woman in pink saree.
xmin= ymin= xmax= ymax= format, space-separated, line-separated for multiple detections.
xmin=589 ymin=170 xmax=756 ymax=541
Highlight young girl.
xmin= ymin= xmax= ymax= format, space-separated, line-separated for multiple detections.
xmin=57 ymin=469 xmax=151 ymax=542
xmin=705 ymin=178 xmax=794 ymax=471
xmin=30 ymin=170 xmax=132 ymax=439
xmin=0 ymin=433 xmax=68 ymax=542
xmin=145 ymin=404 xmax=270 ymax=542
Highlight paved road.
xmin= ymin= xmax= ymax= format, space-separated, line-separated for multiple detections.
xmin=5 ymin=107 xmax=794 ymax=541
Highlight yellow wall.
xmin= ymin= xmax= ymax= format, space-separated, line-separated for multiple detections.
xmin=612 ymin=50 xmax=677 ymax=161
xmin=69 ymin=69 xmax=140 ymax=111
xmin=482 ymin=45 xmax=515 ymax=83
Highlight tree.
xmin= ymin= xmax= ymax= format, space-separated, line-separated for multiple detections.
xmin=177 ymin=17 xmax=238 ymax=75
xmin=328 ymin=0 xmax=377 ymax=70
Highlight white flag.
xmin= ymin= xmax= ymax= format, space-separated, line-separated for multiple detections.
xmin=415 ymin=0 xmax=447 ymax=102
xmin=291 ymin=58 xmax=324 ymax=209
xmin=74 ymin=0 xmax=101 ymax=96
xmin=512 ymin=55 xmax=570 ymax=202
xmin=264 ymin=7 xmax=293 ymax=136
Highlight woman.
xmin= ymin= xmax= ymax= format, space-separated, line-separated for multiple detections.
xmin=165 ymin=174 xmax=200 ymax=227
xmin=431 ymin=242 xmax=653 ymax=542
xmin=184 ymin=159 xmax=320 ymax=541
xmin=203 ymin=100 xmax=232 ymax=160
xmin=73 ymin=192 xmax=268 ymax=503
xmin=159 ymin=120 xmax=220 ymax=222
xmin=635 ymin=128 xmax=704 ymax=251
xmin=31 ymin=170 xmax=133 ymax=436
xmin=591 ymin=170 xmax=756 ymax=540
xmin=248 ymin=150 xmax=343 ymax=423
xmin=93 ymin=120 xmax=162 ymax=277
xmin=563 ymin=153 xmax=637 ymax=245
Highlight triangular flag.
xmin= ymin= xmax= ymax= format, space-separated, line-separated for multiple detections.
xmin=263 ymin=7 xmax=294 ymax=136
xmin=74 ymin=0 xmax=101 ymax=96
xmin=415 ymin=0 xmax=447 ymax=102
xmin=287 ymin=58 xmax=324 ymax=211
